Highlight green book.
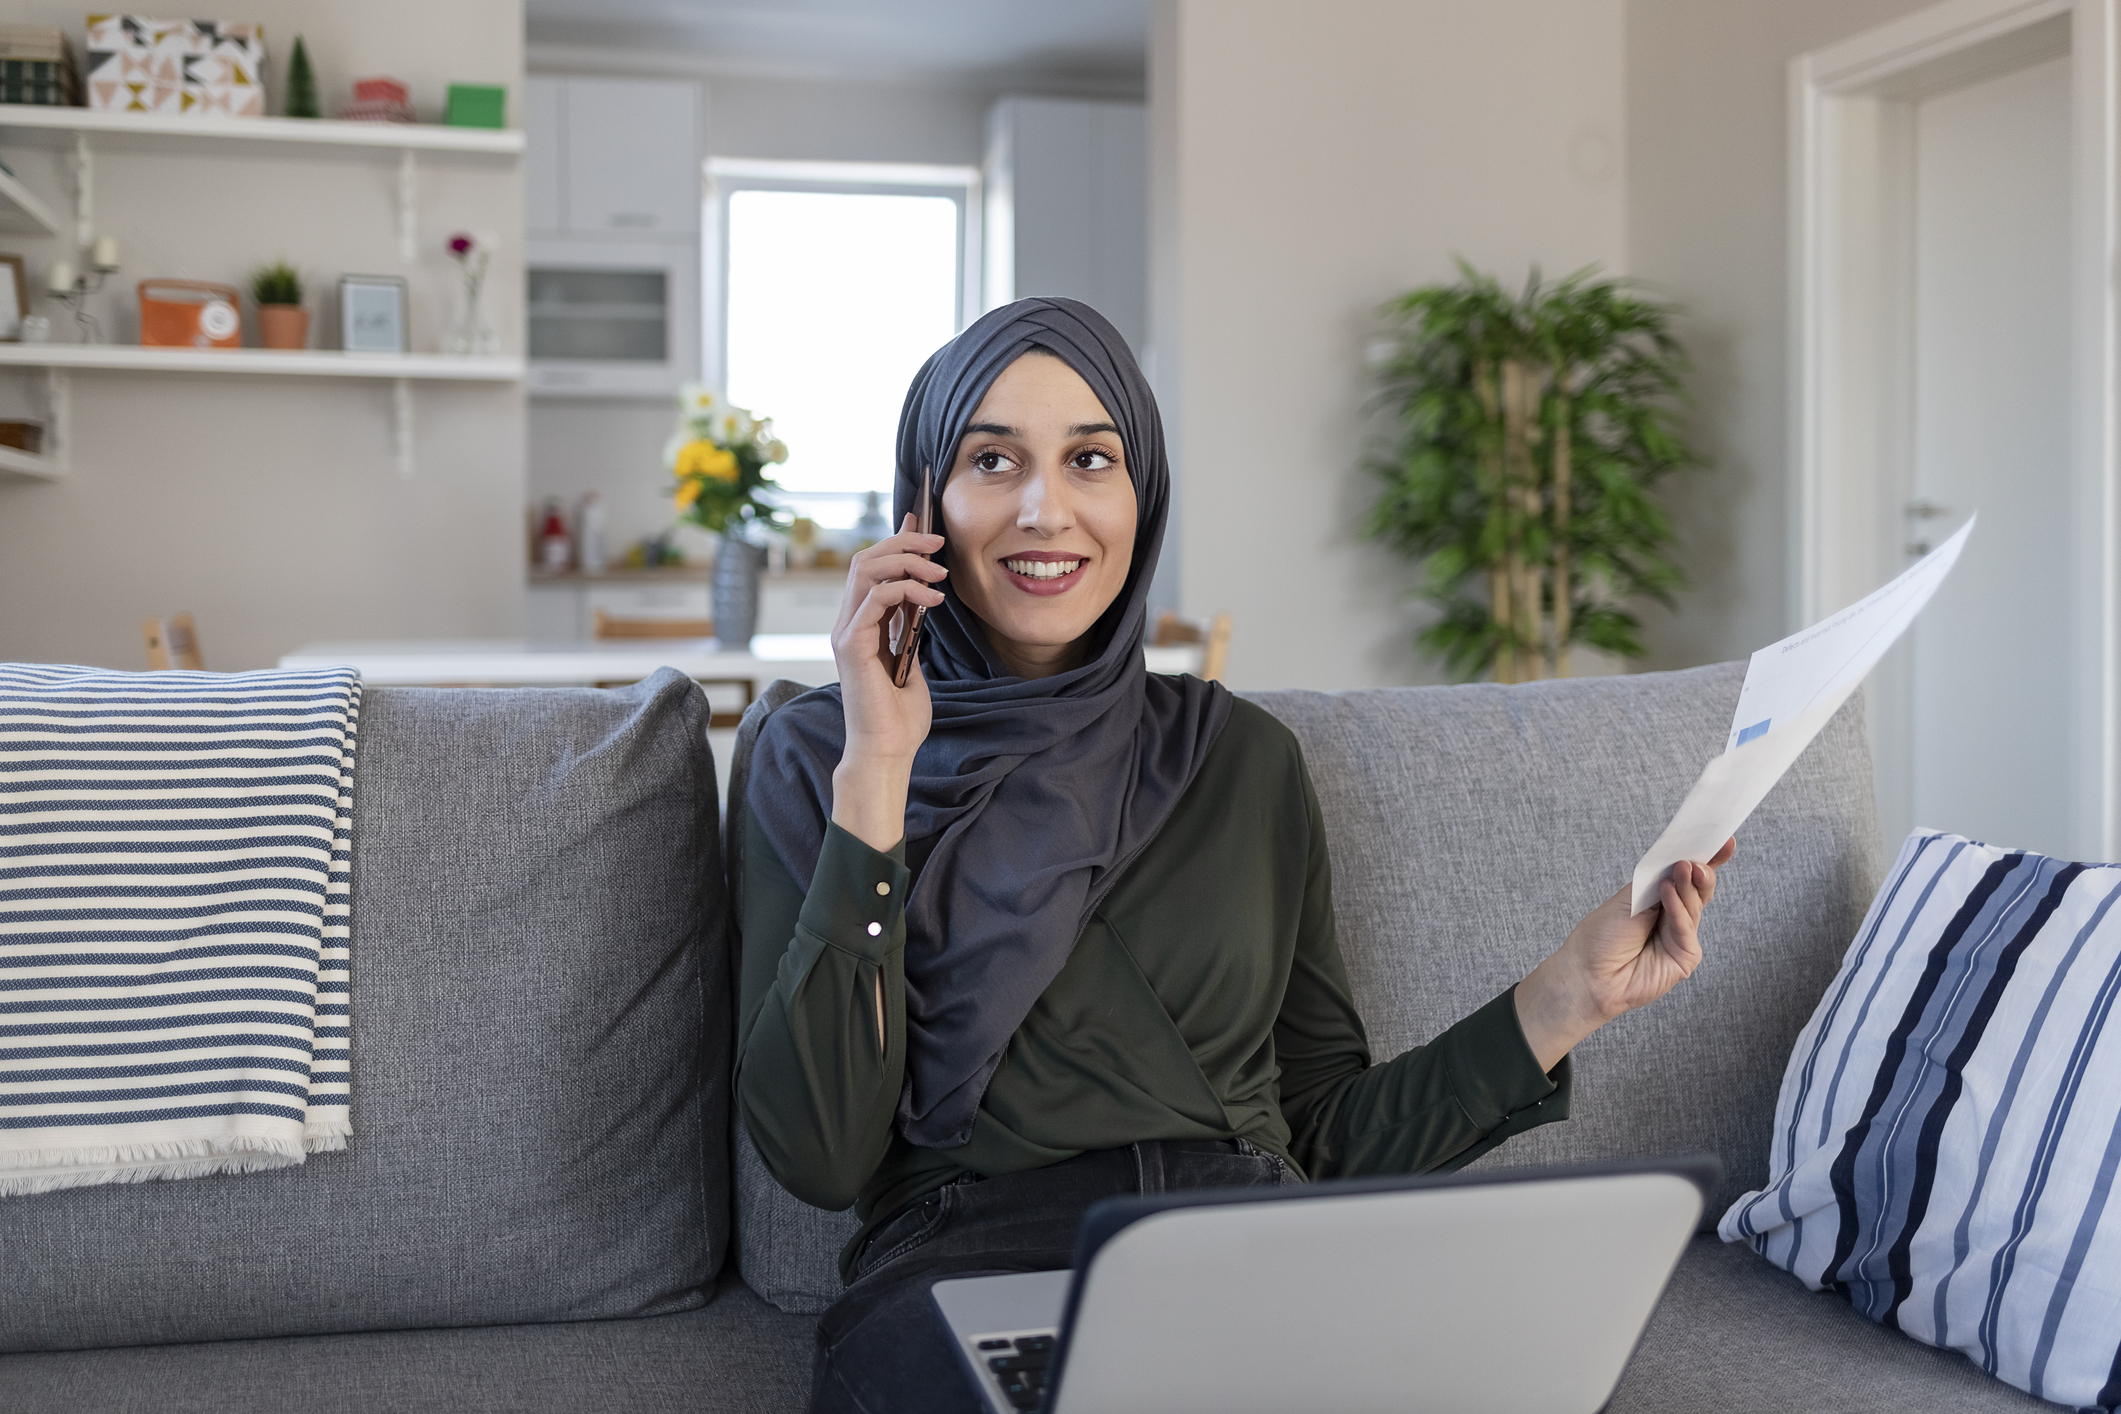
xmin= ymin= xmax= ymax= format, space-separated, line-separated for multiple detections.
xmin=445 ymin=83 xmax=505 ymax=129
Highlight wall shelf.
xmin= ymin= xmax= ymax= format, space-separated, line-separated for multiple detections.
xmin=0 ymin=165 xmax=61 ymax=235
xmin=0 ymin=105 xmax=523 ymax=157
xmin=0 ymin=110 xmax=526 ymax=483
xmin=0 ymin=349 xmax=522 ymax=482
xmin=0 ymin=443 xmax=63 ymax=481
xmin=0 ymin=346 xmax=524 ymax=379
xmin=0 ymin=105 xmax=520 ymax=263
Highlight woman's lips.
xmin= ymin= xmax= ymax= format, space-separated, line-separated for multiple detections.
xmin=999 ymin=555 xmax=1088 ymax=597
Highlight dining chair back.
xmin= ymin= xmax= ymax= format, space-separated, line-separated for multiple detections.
xmin=142 ymin=613 xmax=204 ymax=671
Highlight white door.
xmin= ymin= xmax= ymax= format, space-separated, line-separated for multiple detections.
xmin=1893 ymin=55 xmax=2073 ymax=855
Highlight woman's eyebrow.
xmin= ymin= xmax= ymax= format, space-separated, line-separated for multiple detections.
xmin=959 ymin=420 xmax=1120 ymax=439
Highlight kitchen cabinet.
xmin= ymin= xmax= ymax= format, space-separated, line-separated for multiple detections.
xmin=527 ymin=73 xmax=704 ymax=396
xmin=527 ymin=569 xmax=847 ymax=638
xmin=525 ymin=77 xmax=563 ymax=234
xmin=527 ymin=75 xmax=701 ymax=242
xmin=984 ymin=98 xmax=1147 ymax=355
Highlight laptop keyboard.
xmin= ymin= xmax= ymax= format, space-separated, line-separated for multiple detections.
xmin=974 ymin=1331 xmax=1057 ymax=1411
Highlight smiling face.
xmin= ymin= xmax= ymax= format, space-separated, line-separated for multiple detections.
xmin=939 ymin=351 xmax=1138 ymax=680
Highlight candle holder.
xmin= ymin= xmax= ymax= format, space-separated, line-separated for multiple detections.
xmin=47 ymin=242 xmax=120 ymax=345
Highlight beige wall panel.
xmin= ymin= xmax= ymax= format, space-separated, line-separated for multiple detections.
xmin=1154 ymin=0 xmax=1626 ymax=690
xmin=1623 ymin=0 xmax=1946 ymax=671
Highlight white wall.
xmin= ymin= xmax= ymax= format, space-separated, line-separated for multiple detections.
xmin=1150 ymin=0 xmax=1626 ymax=689
xmin=0 ymin=0 xmax=525 ymax=671
xmin=1623 ymin=0 xmax=1944 ymax=671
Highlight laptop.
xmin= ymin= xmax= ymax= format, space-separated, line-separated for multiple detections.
xmin=930 ymin=1156 xmax=1716 ymax=1414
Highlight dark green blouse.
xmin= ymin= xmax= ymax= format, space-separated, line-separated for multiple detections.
xmin=735 ymin=697 xmax=1570 ymax=1278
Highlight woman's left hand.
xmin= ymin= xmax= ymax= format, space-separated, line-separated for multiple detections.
xmin=1513 ymin=838 xmax=1737 ymax=1073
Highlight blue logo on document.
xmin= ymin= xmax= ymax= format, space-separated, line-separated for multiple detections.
xmin=1736 ymin=719 xmax=1771 ymax=747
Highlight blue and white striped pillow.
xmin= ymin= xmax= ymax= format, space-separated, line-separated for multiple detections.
xmin=1722 ymin=830 xmax=2121 ymax=1409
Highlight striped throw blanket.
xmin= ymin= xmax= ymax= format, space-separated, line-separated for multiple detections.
xmin=0 ymin=664 xmax=360 ymax=1195
xmin=1721 ymin=829 xmax=2121 ymax=1410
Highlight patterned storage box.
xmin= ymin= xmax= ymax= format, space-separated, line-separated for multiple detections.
xmin=85 ymin=16 xmax=264 ymax=117
xmin=0 ymin=26 xmax=81 ymax=106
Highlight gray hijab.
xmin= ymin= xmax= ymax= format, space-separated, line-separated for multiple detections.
xmin=750 ymin=297 xmax=1232 ymax=1149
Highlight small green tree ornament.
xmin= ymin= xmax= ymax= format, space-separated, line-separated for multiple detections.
xmin=1368 ymin=262 xmax=1702 ymax=683
xmin=285 ymin=36 xmax=319 ymax=119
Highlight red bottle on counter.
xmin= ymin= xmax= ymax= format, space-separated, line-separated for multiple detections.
xmin=536 ymin=499 xmax=573 ymax=573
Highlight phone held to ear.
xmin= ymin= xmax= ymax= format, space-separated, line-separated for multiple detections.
xmin=883 ymin=469 xmax=933 ymax=688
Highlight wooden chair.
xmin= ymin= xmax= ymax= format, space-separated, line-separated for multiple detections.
xmin=592 ymin=609 xmax=752 ymax=727
xmin=142 ymin=613 xmax=204 ymax=670
xmin=1151 ymin=610 xmax=1234 ymax=682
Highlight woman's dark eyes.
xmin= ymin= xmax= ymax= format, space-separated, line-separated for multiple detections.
xmin=967 ymin=448 xmax=1120 ymax=473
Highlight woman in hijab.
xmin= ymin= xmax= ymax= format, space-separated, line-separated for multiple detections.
xmin=738 ymin=297 xmax=1733 ymax=1414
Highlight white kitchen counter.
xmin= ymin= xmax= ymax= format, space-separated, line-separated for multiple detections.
xmin=279 ymin=634 xmax=841 ymax=687
xmin=282 ymin=636 xmax=1202 ymax=685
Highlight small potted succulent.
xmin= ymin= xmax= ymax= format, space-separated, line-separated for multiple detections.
xmin=250 ymin=261 xmax=307 ymax=350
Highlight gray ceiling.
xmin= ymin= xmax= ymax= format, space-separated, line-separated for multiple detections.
xmin=525 ymin=0 xmax=1149 ymax=90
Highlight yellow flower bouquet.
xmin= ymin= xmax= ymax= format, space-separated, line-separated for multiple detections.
xmin=665 ymin=385 xmax=790 ymax=537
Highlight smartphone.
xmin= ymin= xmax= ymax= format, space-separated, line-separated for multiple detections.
xmin=883 ymin=469 xmax=934 ymax=688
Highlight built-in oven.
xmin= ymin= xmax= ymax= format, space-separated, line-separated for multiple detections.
xmin=526 ymin=239 xmax=699 ymax=399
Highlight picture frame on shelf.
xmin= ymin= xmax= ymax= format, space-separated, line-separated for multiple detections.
xmin=339 ymin=274 xmax=407 ymax=354
xmin=0 ymin=255 xmax=25 ymax=341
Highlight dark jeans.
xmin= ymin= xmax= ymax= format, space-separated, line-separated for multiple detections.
xmin=807 ymin=1138 xmax=1292 ymax=1414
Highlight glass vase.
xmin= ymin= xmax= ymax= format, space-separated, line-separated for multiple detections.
xmin=446 ymin=274 xmax=498 ymax=356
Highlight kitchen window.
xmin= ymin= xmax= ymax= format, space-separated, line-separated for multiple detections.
xmin=707 ymin=159 xmax=980 ymax=528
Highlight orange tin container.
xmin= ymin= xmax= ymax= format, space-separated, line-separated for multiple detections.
xmin=139 ymin=279 xmax=242 ymax=349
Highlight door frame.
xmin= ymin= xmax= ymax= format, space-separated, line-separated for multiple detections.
xmin=1791 ymin=0 xmax=2121 ymax=857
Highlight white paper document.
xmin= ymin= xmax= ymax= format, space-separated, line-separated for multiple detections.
xmin=1628 ymin=518 xmax=1974 ymax=915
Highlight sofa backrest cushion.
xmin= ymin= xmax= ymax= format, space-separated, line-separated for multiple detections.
xmin=726 ymin=680 xmax=866 ymax=1315
xmin=1249 ymin=662 xmax=1884 ymax=1222
xmin=0 ymin=670 xmax=727 ymax=1352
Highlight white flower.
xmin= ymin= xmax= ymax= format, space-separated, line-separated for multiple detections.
xmin=766 ymin=439 xmax=788 ymax=464
xmin=679 ymin=384 xmax=720 ymax=416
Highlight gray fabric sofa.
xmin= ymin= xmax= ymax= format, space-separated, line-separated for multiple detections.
xmin=0 ymin=663 xmax=2054 ymax=1412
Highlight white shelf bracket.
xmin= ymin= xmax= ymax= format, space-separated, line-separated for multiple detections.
xmin=45 ymin=368 xmax=70 ymax=471
xmin=396 ymin=149 xmax=417 ymax=264
xmin=392 ymin=377 xmax=415 ymax=479
xmin=71 ymin=132 xmax=92 ymax=252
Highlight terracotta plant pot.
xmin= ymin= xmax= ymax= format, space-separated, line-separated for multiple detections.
xmin=258 ymin=304 xmax=310 ymax=351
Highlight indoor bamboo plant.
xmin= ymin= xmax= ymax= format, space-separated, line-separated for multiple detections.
xmin=1367 ymin=263 xmax=1700 ymax=682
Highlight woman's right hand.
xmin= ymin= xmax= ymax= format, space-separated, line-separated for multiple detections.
xmin=829 ymin=513 xmax=947 ymax=851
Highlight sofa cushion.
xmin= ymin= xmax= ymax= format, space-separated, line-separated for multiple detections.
xmin=726 ymin=681 xmax=866 ymax=1316
xmin=0 ymin=670 xmax=727 ymax=1352
xmin=0 ymin=1270 xmax=815 ymax=1414
xmin=1249 ymin=662 xmax=1884 ymax=1221
xmin=1611 ymin=1237 xmax=2053 ymax=1412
